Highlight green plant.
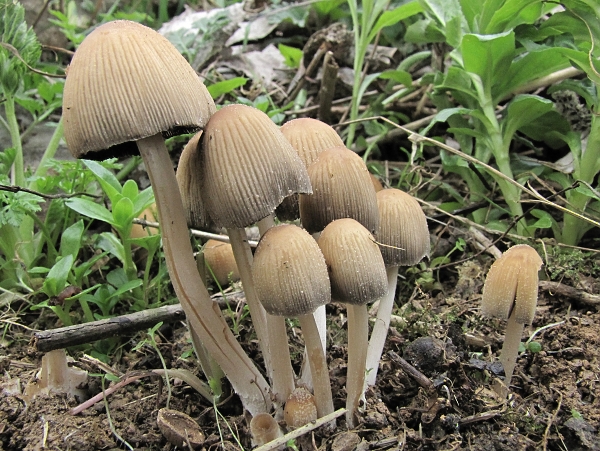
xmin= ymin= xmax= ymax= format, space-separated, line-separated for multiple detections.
xmin=407 ymin=0 xmax=595 ymax=237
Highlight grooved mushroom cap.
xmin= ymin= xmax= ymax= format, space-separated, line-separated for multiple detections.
xmin=481 ymin=244 xmax=543 ymax=324
xmin=280 ymin=118 xmax=344 ymax=167
xmin=299 ymin=146 xmax=379 ymax=235
xmin=201 ymin=104 xmax=312 ymax=228
xmin=176 ymin=131 xmax=212 ymax=229
xmin=252 ymin=224 xmax=330 ymax=317
xmin=284 ymin=387 xmax=318 ymax=429
xmin=63 ymin=20 xmax=216 ymax=159
xmin=376 ymin=188 xmax=430 ymax=266
xmin=318 ymin=218 xmax=387 ymax=305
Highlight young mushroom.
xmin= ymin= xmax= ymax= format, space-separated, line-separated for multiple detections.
xmin=481 ymin=244 xmax=543 ymax=390
xmin=317 ymin=218 xmax=387 ymax=428
xmin=252 ymin=224 xmax=335 ymax=421
xmin=365 ymin=188 xmax=430 ymax=387
xmin=62 ymin=20 xmax=271 ymax=414
xmin=250 ymin=413 xmax=283 ymax=448
xmin=200 ymin=104 xmax=312 ymax=405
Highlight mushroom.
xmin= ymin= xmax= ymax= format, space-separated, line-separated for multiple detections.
xmin=299 ymin=146 xmax=379 ymax=235
xmin=365 ymin=188 xmax=430 ymax=387
xmin=200 ymin=104 xmax=311 ymax=405
xmin=62 ymin=20 xmax=271 ymax=414
xmin=317 ymin=218 xmax=387 ymax=427
xmin=203 ymin=239 xmax=240 ymax=287
xmin=250 ymin=413 xmax=283 ymax=448
xmin=284 ymin=387 xmax=318 ymax=429
xmin=481 ymin=244 xmax=543 ymax=389
xmin=252 ymin=224 xmax=335 ymax=421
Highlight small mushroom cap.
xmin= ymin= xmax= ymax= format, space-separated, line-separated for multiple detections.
xmin=481 ymin=244 xmax=543 ymax=324
xmin=284 ymin=387 xmax=318 ymax=429
xmin=250 ymin=413 xmax=283 ymax=447
xmin=252 ymin=224 xmax=331 ymax=317
xmin=318 ymin=218 xmax=387 ymax=304
xmin=157 ymin=408 xmax=204 ymax=449
xmin=201 ymin=104 xmax=312 ymax=228
xmin=176 ymin=131 xmax=213 ymax=229
xmin=280 ymin=118 xmax=344 ymax=167
xmin=376 ymin=188 xmax=430 ymax=266
xmin=63 ymin=20 xmax=215 ymax=159
xmin=299 ymin=146 xmax=379 ymax=235
xmin=203 ymin=239 xmax=240 ymax=286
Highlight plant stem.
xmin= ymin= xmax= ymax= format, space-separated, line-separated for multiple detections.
xmin=30 ymin=117 xmax=64 ymax=187
xmin=499 ymin=309 xmax=524 ymax=389
xmin=5 ymin=95 xmax=24 ymax=187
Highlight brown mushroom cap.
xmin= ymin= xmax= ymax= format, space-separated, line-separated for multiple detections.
xmin=176 ymin=131 xmax=213 ymax=229
xmin=252 ymin=224 xmax=331 ymax=317
xmin=250 ymin=413 xmax=282 ymax=447
xmin=481 ymin=244 xmax=543 ymax=324
xmin=201 ymin=104 xmax=311 ymax=229
xmin=203 ymin=239 xmax=240 ymax=286
xmin=299 ymin=146 xmax=379 ymax=234
xmin=280 ymin=118 xmax=344 ymax=167
xmin=376 ymin=188 xmax=430 ymax=266
xmin=318 ymin=218 xmax=387 ymax=304
xmin=284 ymin=387 xmax=318 ymax=429
xmin=63 ymin=20 xmax=215 ymax=159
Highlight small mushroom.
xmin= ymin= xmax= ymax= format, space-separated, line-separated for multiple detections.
xmin=481 ymin=244 xmax=543 ymax=389
xmin=317 ymin=218 xmax=387 ymax=428
xmin=284 ymin=387 xmax=318 ymax=429
xmin=365 ymin=188 xmax=430 ymax=387
xmin=250 ymin=413 xmax=283 ymax=447
xmin=157 ymin=408 xmax=204 ymax=449
xmin=203 ymin=239 xmax=240 ymax=287
xmin=252 ymin=224 xmax=334 ymax=420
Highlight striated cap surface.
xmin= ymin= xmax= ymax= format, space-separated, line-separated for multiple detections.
xmin=376 ymin=188 xmax=430 ymax=266
xmin=201 ymin=105 xmax=312 ymax=228
xmin=63 ymin=20 xmax=215 ymax=159
xmin=318 ymin=218 xmax=387 ymax=305
xmin=481 ymin=244 xmax=543 ymax=324
xmin=252 ymin=224 xmax=330 ymax=316
xmin=281 ymin=118 xmax=344 ymax=167
xmin=299 ymin=146 xmax=379 ymax=234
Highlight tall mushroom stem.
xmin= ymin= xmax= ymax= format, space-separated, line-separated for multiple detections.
xmin=137 ymin=134 xmax=271 ymax=415
xmin=346 ymin=304 xmax=369 ymax=428
xmin=499 ymin=309 xmax=524 ymax=387
xmin=297 ymin=313 xmax=335 ymax=421
xmin=365 ymin=265 xmax=399 ymax=387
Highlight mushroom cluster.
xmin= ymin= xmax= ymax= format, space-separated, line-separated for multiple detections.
xmin=61 ymin=18 xmax=434 ymax=444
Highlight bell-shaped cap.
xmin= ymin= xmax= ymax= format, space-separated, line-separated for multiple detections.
xmin=281 ymin=118 xmax=344 ymax=167
xmin=318 ymin=218 xmax=387 ymax=305
xmin=250 ymin=413 xmax=282 ymax=447
xmin=299 ymin=146 xmax=379 ymax=234
xmin=203 ymin=239 xmax=240 ymax=287
xmin=176 ymin=131 xmax=213 ymax=229
xmin=63 ymin=20 xmax=215 ymax=159
xmin=252 ymin=224 xmax=330 ymax=317
xmin=201 ymin=104 xmax=312 ymax=228
xmin=376 ymin=188 xmax=430 ymax=266
xmin=284 ymin=387 xmax=318 ymax=429
xmin=481 ymin=244 xmax=543 ymax=324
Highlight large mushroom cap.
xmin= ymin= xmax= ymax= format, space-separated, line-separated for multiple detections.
xmin=299 ymin=146 xmax=379 ymax=234
xmin=318 ymin=218 xmax=387 ymax=304
xmin=63 ymin=20 xmax=215 ymax=159
xmin=252 ymin=224 xmax=330 ymax=317
xmin=481 ymin=244 xmax=543 ymax=324
xmin=376 ymin=188 xmax=430 ymax=266
xmin=201 ymin=104 xmax=312 ymax=229
xmin=281 ymin=118 xmax=344 ymax=167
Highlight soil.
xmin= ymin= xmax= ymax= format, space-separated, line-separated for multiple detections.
xmin=1 ymin=246 xmax=599 ymax=451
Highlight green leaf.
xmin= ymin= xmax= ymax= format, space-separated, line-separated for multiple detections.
xmin=121 ymin=179 xmax=138 ymax=201
xmin=59 ymin=219 xmax=84 ymax=260
xmin=66 ymin=198 xmax=114 ymax=225
xmin=112 ymin=197 xmax=134 ymax=233
xmin=368 ymin=1 xmax=423 ymax=42
xmin=82 ymin=160 xmax=122 ymax=203
xmin=278 ymin=44 xmax=303 ymax=68
xmin=206 ymin=77 xmax=248 ymax=99
xmin=379 ymin=69 xmax=412 ymax=86
xmin=42 ymin=254 xmax=74 ymax=297
xmin=404 ymin=17 xmax=445 ymax=43
xmin=97 ymin=232 xmax=125 ymax=265
xmin=461 ymin=31 xmax=515 ymax=93
xmin=503 ymin=95 xmax=554 ymax=142
xmin=519 ymin=111 xmax=572 ymax=148
xmin=484 ymin=0 xmax=545 ymax=34
xmin=420 ymin=0 xmax=467 ymax=47
xmin=132 ymin=186 xmax=155 ymax=217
